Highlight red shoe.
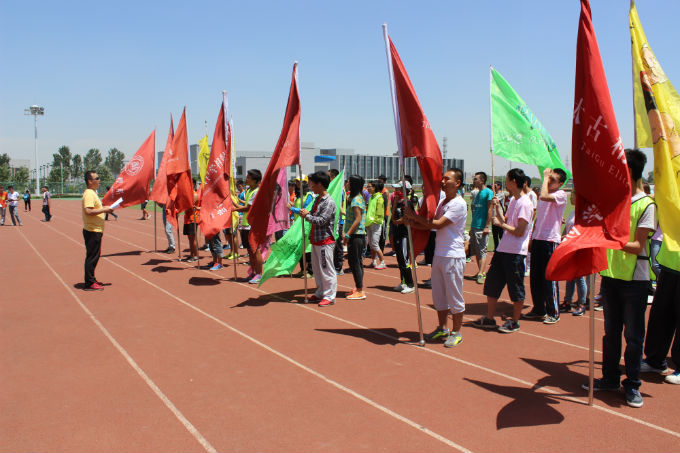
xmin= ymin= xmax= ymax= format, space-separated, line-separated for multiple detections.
xmin=318 ymin=299 xmax=335 ymax=307
xmin=84 ymin=282 xmax=104 ymax=291
xmin=306 ymin=294 xmax=321 ymax=303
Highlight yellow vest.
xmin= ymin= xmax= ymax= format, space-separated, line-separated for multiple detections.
xmin=657 ymin=240 xmax=680 ymax=273
xmin=601 ymin=195 xmax=654 ymax=281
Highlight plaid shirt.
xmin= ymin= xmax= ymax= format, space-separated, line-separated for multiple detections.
xmin=307 ymin=194 xmax=336 ymax=245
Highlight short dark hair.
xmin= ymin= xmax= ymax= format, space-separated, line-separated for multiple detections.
xmin=309 ymin=171 xmax=330 ymax=189
xmin=328 ymin=168 xmax=339 ymax=179
xmin=404 ymin=175 xmax=413 ymax=185
xmin=475 ymin=171 xmax=487 ymax=183
xmin=524 ymin=175 xmax=532 ymax=188
xmin=371 ymin=180 xmax=384 ymax=192
xmin=552 ymin=168 xmax=567 ymax=183
xmin=507 ymin=168 xmax=526 ymax=185
xmin=84 ymin=170 xmax=97 ymax=183
xmin=448 ymin=168 xmax=464 ymax=184
xmin=236 ymin=179 xmax=244 ymax=186
xmin=247 ymin=169 xmax=262 ymax=184
xmin=8 ymin=185 xmax=13 ymax=190
xmin=377 ymin=175 xmax=387 ymax=183
xmin=625 ymin=148 xmax=647 ymax=182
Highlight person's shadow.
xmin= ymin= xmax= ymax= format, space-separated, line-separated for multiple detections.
xmin=315 ymin=327 xmax=420 ymax=346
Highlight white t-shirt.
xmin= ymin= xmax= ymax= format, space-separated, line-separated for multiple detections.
xmin=631 ymin=192 xmax=656 ymax=281
xmin=433 ymin=195 xmax=467 ymax=258
xmin=7 ymin=191 xmax=19 ymax=207
xmin=497 ymin=194 xmax=534 ymax=256
xmin=532 ymin=189 xmax=568 ymax=243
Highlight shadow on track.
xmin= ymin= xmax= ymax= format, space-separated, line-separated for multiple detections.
xmin=189 ymin=276 xmax=222 ymax=286
xmin=151 ymin=265 xmax=185 ymax=273
xmin=101 ymin=250 xmax=143 ymax=257
xmin=231 ymin=289 xmax=304 ymax=308
xmin=141 ymin=258 xmax=173 ymax=266
xmin=315 ymin=327 xmax=420 ymax=346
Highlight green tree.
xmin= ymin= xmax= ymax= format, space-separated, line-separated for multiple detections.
xmin=51 ymin=146 xmax=72 ymax=181
xmin=96 ymin=165 xmax=113 ymax=185
xmin=104 ymin=147 xmax=126 ymax=175
xmin=84 ymin=148 xmax=102 ymax=173
xmin=14 ymin=167 xmax=29 ymax=186
xmin=0 ymin=153 xmax=10 ymax=181
xmin=647 ymin=170 xmax=654 ymax=184
xmin=72 ymin=154 xmax=83 ymax=181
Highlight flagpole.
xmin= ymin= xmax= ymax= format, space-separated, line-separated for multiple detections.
xmin=299 ymin=164 xmax=309 ymax=302
xmin=154 ymin=201 xmax=158 ymax=251
xmin=588 ymin=273 xmax=595 ymax=406
xmin=194 ymin=205 xmax=200 ymax=269
xmin=490 ymin=66 xmax=496 ymax=227
xmin=176 ymin=214 xmax=181 ymax=261
xmin=230 ymin=114 xmax=239 ymax=281
xmin=383 ymin=23 xmax=425 ymax=346
xmin=631 ymin=0 xmax=638 ymax=150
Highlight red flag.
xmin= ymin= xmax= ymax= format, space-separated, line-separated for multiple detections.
xmin=386 ymin=32 xmax=443 ymax=257
xmin=546 ymin=0 xmax=631 ymax=281
xmin=166 ymin=108 xmax=195 ymax=214
xmin=248 ymin=63 xmax=300 ymax=252
xmin=150 ymin=116 xmax=174 ymax=206
xmin=199 ymin=98 xmax=233 ymax=239
xmin=102 ymin=130 xmax=156 ymax=207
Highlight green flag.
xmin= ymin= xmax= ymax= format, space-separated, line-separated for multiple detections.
xmin=259 ymin=170 xmax=344 ymax=286
xmin=491 ymin=67 xmax=571 ymax=180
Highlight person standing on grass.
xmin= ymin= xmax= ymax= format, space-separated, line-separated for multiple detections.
xmin=472 ymin=168 xmax=533 ymax=333
xmin=408 ymin=168 xmax=467 ymax=348
xmin=366 ymin=180 xmax=387 ymax=270
xmin=524 ymin=168 xmax=568 ymax=325
xmin=300 ymin=171 xmax=337 ymax=307
xmin=82 ymin=171 xmax=113 ymax=291
xmin=6 ymin=186 xmax=22 ymax=226
xmin=466 ymin=171 xmax=493 ymax=285
xmin=23 ymin=189 xmax=31 ymax=212
xmin=41 ymin=186 xmax=52 ymax=221
xmin=582 ymin=149 xmax=656 ymax=408
xmin=344 ymin=174 xmax=367 ymax=300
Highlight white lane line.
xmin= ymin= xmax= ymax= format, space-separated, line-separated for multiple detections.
xmin=16 ymin=228 xmax=217 ymax=453
xmin=36 ymin=219 xmax=472 ymax=453
xmin=41 ymin=217 xmax=680 ymax=441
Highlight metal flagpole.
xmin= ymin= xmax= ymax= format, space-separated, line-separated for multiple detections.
xmin=154 ymin=201 xmax=158 ymax=251
xmin=383 ymin=23 xmax=424 ymax=346
xmin=299 ymin=164 xmax=309 ymax=302
xmin=588 ymin=273 xmax=596 ymax=406
xmin=176 ymin=214 xmax=181 ymax=261
xmin=194 ymin=205 xmax=200 ymax=269
xmin=490 ymin=66 xmax=497 ymax=227
xmin=631 ymin=0 xmax=638 ymax=150
xmin=230 ymin=115 xmax=239 ymax=281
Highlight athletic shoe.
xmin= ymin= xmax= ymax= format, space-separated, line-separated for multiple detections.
xmin=594 ymin=302 xmax=604 ymax=311
xmin=424 ymin=326 xmax=450 ymax=342
xmin=476 ymin=273 xmax=486 ymax=285
xmin=639 ymin=360 xmax=669 ymax=374
xmin=84 ymin=282 xmax=104 ymax=291
xmin=543 ymin=316 xmax=560 ymax=325
xmin=465 ymin=257 xmax=472 ymax=263
xmin=401 ymin=286 xmax=415 ymax=294
xmin=318 ymin=299 xmax=335 ymax=307
xmin=209 ymin=263 xmax=223 ymax=271
xmin=95 ymin=281 xmax=111 ymax=286
xmin=384 ymin=250 xmax=395 ymax=256
xmin=202 ymin=262 xmax=215 ymax=269
xmin=336 ymin=269 xmax=344 ymax=275
xmin=306 ymin=294 xmax=321 ymax=303
xmin=665 ymin=371 xmax=680 ymax=385
xmin=199 ymin=244 xmax=209 ymax=251
xmin=524 ymin=269 xmax=530 ymax=277
xmin=498 ymin=319 xmax=520 ymax=333
xmin=444 ymin=332 xmax=463 ymax=348
xmin=559 ymin=302 xmax=572 ymax=313
xmin=248 ymin=274 xmax=261 ymax=284
xmin=374 ymin=262 xmax=387 ymax=270
xmin=521 ymin=311 xmax=546 ymax=320
xmin=393 ymin=283 xmax=406 ymax=292
xmin=422 ymin=279 xmax=432 ymax=289
xmin=346 ymin=291 xmax=366 ymax=300
xmin=224 ymin=253 xmax=238 ymax=260
xmin=163 ymin=247 xmax=175 ymax=254
xmin=572 ymin=305 xmax=586 ymax=316
xmin=594 ymin=293 xmax=603 ymax=301
xmin=581 ymin=378 xmax=620 ymax=392
xmin=472 ymin=316 xmax=498 ymax=330
xmin=625 ymin=388 xmax=643 ymax=408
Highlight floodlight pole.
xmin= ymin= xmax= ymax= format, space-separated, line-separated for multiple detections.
xmin=25 ymin=105 xmax=45 ymax=195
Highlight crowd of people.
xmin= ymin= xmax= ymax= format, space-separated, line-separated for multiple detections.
xmin=73 ymin=148 xmax=679 ymax=409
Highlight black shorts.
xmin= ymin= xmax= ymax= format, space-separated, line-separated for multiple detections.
xmin=483 ymin=251 xmax=526 ymax=302
xmin=183 ymin=223 xmax=197 ymax=236
xmin=141 ymin=201 xmax=148 ymax=209
xmin=240 ymin=229 xmax=252 ymax=253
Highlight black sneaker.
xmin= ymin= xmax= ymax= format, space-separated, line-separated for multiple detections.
xmin=472 ymin=316 xmax=498 ymax=330
xmin=498 ymin=319 xmax=520 ymax=333
xmin=559 ymin=302 xmax=572 ymax=313
xmin=581 ymin=378 xmax=620 ymax=392
xmin=521 ymin=311 xmax=546 ymax=320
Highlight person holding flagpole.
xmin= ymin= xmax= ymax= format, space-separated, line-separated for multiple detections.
xmin=234 ymin=169 xmax=262 ymax=283
xmin=81 ymin=170 xmax=113 ymax=291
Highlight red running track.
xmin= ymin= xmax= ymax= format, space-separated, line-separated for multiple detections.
xmin=1 ymin=200 xmax=678 ymax=452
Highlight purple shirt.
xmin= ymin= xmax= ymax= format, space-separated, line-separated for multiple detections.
xmin=532 ymin=189 xmax=568 ymax=243
xmin=497 ymin=194 xmax=534 ymax=256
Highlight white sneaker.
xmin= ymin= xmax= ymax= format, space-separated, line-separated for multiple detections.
xmin=665 ymin=371 xmax=680 ymax=385
xmin=401 ymin=286 xmax=415 ymax=294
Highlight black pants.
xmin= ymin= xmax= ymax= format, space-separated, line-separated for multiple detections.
xmin=24 ymin=199 xmax=30 ymax=211
xmin=347 ymin=234 xmax=365 ymax=289
xmin=492 ymin=225 xmax=504 ymax=251
xmin=424 ymin=230 xmax=436 ymax=265
xmin=394 ymin=229 xmax=414 ymax=287
xmin=42 ymin=205 xmax=51 ymax=221
xmin=333 ymin=222 xmax=344 ymax=272
xmin=529 ymin=240 xmax=560 ymax=317
xmin=644 ymin=267 xmax=680 ymax=371
xmin=299 ymin=252 xmax=313 ymax=275
xmin=83 ymin=229 xmax=103 ymax=286
xmin=378 ymin=222 xmax=386 ymax=252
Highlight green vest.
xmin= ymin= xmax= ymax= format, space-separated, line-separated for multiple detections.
xmin=241 ymin=187 xmax=257 ymax=228
xmin=657 ymin=240 xmax=680 ymax=273
xmin=601 ymin=195 xmax=655 ymax=281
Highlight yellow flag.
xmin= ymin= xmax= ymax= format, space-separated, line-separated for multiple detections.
xmin=632 ymin=1 xmax=680 ymax=269
xmin=198 ymin=134 xmax=210 ymax=184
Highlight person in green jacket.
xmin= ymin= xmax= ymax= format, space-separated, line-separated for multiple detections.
xmin=366 ymin=180 xmax=386 ymax=270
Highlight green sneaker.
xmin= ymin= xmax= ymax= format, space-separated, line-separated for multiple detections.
xmin=444 ymin=332 xmax=463 ymax=348
xmin=476 ymin=273 xmax=486 ymax=285
xmin=424 ymin=326 xmax=450 ymax=342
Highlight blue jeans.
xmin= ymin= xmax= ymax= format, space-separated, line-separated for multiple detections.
xmin=564 ymin=276 xmax=587 ymax=305
xmin=162 ymin=208 xmax=175 ymax=249
xmin=650 ymin=239 xmax=662 ymax=281
xmin=601 ymin=276 xmax=648 ymax=391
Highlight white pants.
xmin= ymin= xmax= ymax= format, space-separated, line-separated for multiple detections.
xmin=431 ymin=255 xmax=466 ymax=314
xmin=312 ymin=243 xmax=337 ymax=301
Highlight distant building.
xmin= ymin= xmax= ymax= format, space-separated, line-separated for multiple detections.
xmin=9 ymin=158 xmax=31 ymax=170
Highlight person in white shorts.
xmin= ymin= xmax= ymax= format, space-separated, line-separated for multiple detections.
xmin=406 ymin=168 xmax=467 ymax=348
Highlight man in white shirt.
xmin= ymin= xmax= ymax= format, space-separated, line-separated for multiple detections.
xmin=524 ymin=168 xmax=568 ymax=324
xmin=473 ymin=168 xmax=534 ymax=333
xmin=407 ymin=168 xmax=467 ymax=347
xmin=6 ymin=186 xmax=22 ymax=226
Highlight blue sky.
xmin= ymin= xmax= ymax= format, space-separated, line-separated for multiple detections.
xmin=1 ymin=0 xmax=678 ymax=178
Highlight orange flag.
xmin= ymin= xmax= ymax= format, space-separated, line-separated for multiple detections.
xmin=102 ymin=130 xmax=156 ymax=208
xmin=166 ymin=108 xmax=194 ymax=214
